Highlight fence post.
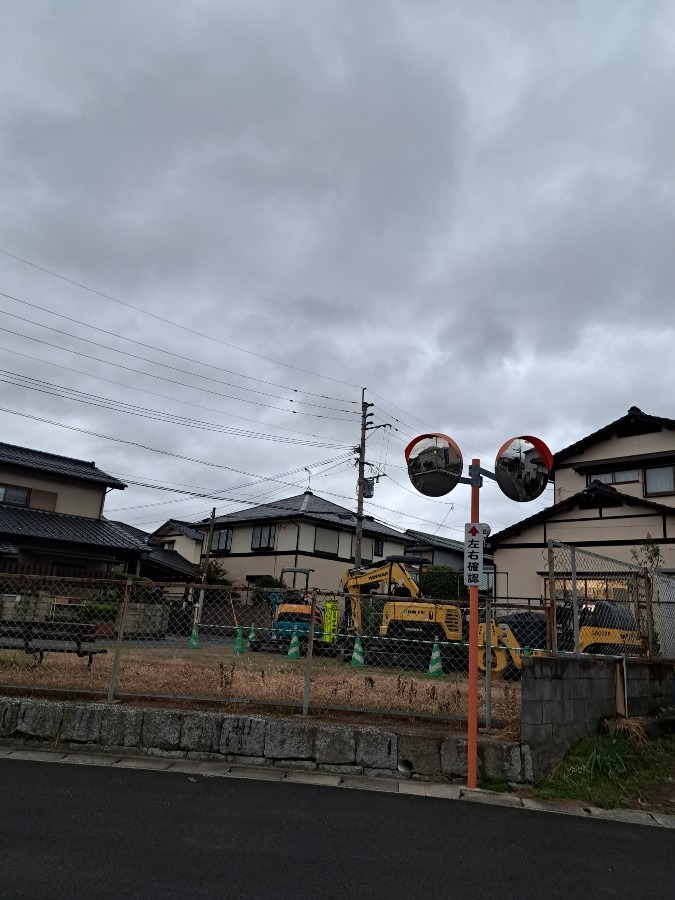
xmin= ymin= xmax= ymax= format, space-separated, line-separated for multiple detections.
xmin=106 ymin=577 xmax=133 ymax=702
xmin=547 ymin=541 xmax=558 ymax=655
xmin=644 ymin=568 xmax=656 ymax=657
xmin=484 ymin=590 xmax=492 ymax=729
xmin=302 ymin=587 xmax=318 ymax=716
xmin=570 ymin=546 xmax=581 ymax=657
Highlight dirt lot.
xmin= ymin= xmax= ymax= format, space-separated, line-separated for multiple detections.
xmin=0 ymin=643 xmax=521 ymax=728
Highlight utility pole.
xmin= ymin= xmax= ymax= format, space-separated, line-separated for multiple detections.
xmin=188 ymin=507 xmax=216 ymax=649
xmin=353 ymin=388 xmax=374 ymax=568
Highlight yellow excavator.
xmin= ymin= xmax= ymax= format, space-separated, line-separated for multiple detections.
xmin=341 ymin=556 xmax=467 ymax=668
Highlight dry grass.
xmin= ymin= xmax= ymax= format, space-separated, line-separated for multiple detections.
xmin=0 ymin=644 xmax=521 ymax=726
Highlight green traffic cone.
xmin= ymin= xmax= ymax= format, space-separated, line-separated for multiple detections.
xmin=287 ymin=627 xmax=301 ymax=660
xmin=234 ymin=626 xmax=246 ymax=654
xmin=187 ymin=623 xmax=200 ymax=650
xmin=427 ymin=640 xmax=444 ymax=677
xmin=350 ymin=635 xmax=365 ymax=667
xmin=247 ymin=625 xmax=256 ymax=648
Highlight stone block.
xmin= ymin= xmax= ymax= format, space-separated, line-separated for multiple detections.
xmin=180 ymin=713 xmax=221 ymax=753
xmin=264 ymin=719 xmax=314 ymax=760
xmin=520 ymin=744 xmax=534 ymax=782
xmin=147 ymin=747 xmax=188 ymax=759
xmin=542 ymin=699 xmax=565 ymax=725
xmin=61 ymin=705 xmax=103 ymax=744
xmin=17 ymin=700 xmax=63 ymax=741
xmin=363 ymin=767 xmax=400 ymax=778
xmin=314 ymin=725 xmax=355 ymax=765
xmin=227 ymin=754 xmax=272 ymax=767
xmin=141 ymin=710 xmax=183 ymax=751
xmin=220 ymin=716 xmax=266 ymax=757
xmin=520 ymin=702 xmax=543 ymax=726
xmin=397 ymin=733 xmax=441 ymax=776
xmin=186 ymin=751 xmax=226 ymax=762
xmin=481 ymin=742 xmax=523 ymax=782
xmin=440 ymin=737 xmax=467 ymax=777
xmin=355 ymin=729 xmax=397 ymax=770
xmin=273 ymin=759 xmax=318 ymax=770
xmin=100 ymin=706 xmax=143 ymax=748
xmin=285 ymin=771 xmax=341 ymax=786
xmin=318 ymin=764 xmax=364 ymax=776
xmin=0 ymin=698 xmax=19 ymax=737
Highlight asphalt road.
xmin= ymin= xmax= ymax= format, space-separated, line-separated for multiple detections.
xmin=0 ymin=760 xmax=672 ymax=900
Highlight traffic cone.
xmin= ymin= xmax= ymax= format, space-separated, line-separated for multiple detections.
xmin=350 ymin=635 xmax=365 ymax=668
xmin=187 ymin=623 xmax=200 ymax=650
xmin=234 ymin=626 xmax=246 ymax=654
xmin=427 ymin=640 xmax=444 ymax=677
xmin=287 ymin=627 xmax=301 ymax=660
xmin=247 ymin=625 xmax=256 ymax=648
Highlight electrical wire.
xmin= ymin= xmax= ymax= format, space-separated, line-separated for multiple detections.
xmin=0 ymin=247 xmax=362 ymax=388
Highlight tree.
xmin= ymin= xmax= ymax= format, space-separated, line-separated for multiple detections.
xmin=420 ymin=565 xmax=467 ymax=601
xmin=249 ymin=575 xmax=285 ymax=606
xmin=204 ymin=561 xmax=234 ymax=585
xmin=630 ymin=533 xmax=665 ymax=570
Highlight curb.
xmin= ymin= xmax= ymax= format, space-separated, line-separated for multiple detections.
xmin=1 ymin=746 xmax=673 ymax=828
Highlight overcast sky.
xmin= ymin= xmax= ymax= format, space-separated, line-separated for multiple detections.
xmin=1 ymin=0 xmax=674 ymax=547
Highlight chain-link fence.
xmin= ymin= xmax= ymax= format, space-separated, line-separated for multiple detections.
xmin=0 ymin=573 xmax=523 ymax=726
xmin=549 ymin=541 xmax=675 ymax=659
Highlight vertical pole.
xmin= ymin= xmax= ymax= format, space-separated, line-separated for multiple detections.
xmin=302 ymin=587 xmax=318 ymax=716
xmin=195 ymin=508 xmax=216 ymax=629
xmin=107 ymin=577 xmax=133 ymax=702
xmin=467 ymin=459 xmax=480 ymax=790
xmin=644 ymin=568 xmax=655 ymax=658
xmin=570 ymin=546 xmax=581 ymax=657
xmin=547 ymin=541 xmax=558 ymax=655
xmin=353 ymin=389 xmax=372 ymax=569
xmin=484 ymin=586 xmax=492 ymax=729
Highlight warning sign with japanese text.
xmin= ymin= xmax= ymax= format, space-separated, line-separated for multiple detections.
xmin=463 ymin=523 xmax=484 ymax=587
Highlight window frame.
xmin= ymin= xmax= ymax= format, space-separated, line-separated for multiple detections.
xmin=251 ymin=523 xmax=276 ymax=551
xmin=373 ymin=538 xmax=384 ymax=557
xmin=0 ymin=483 xmax=31 ymax=508
xmin=586 ymin=469 xmax=639 ymax=487
xmin=644 ymin=465 xmax=675 ymax=498
xmin=160 ymin=540 xmax=175 ymax=551
xmin=211 ymin=527 xmax=233 ymax=554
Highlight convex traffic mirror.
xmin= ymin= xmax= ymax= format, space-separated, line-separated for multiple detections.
xmin=494 ymin=435 xmax=553 ymax=502
xmin=404 ymin=433 xmax=463 ymax=497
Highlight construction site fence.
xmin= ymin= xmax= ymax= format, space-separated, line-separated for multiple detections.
xmin=549 ymin=541 xmax=675 ymax=659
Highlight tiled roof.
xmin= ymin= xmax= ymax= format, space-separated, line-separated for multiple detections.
xmin=405 ymin=529 xmax=465 ymax=553
xmin=0 ymin=443 xmax=126 ymax=489
xmin=201 ymin=492 xmax=405 ymax=540
xmin=0 ymin=540 xmax=17 ymax=555
xmin=0 ymin=507 xmax=145 ymax=551
xmin=166 ymin=520 xmax=203 ymax=542
xmin=144 ymin=547 xmax=199 ymax=578
xmin=108 ymin=521 xmax=150 ymax=543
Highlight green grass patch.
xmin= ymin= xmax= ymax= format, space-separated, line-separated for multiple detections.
xmin=479 ymin=773 xmax=512 ymax=793
xmin=534 ymin=726 xmax=675 ymax=809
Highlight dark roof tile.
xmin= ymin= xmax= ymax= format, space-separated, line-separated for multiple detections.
xmin=0 ymin=507 xmax=145 ymax=551
xmin=0 ymin=443 xmax=126 ymax=488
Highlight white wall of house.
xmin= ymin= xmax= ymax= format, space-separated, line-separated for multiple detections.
xmin=0 ymin=467 xmax=106 ymax=518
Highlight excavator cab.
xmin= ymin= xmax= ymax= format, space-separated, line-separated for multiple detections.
xmin=269 ymin=568 xmax=323 ymax=647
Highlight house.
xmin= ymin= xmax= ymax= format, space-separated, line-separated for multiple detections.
xmin=0 ymin=442 xmax=146 ymax=576
xmin=196 ymin=490 xmax=407 ymax=589
xmin=149 ymin=520 xmax=204 ymax=567
xmin=111 ymin=521 xmax=199 ymax=582
xmin=491 ymin=407 xmax=675 ymax=600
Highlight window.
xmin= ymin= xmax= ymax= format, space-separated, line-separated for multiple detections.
xmin=374 ymin=538 xmax=384 ymax=557
xmin=251 ymin=524 xmax=276 ymax=550
xmin=0 ymin=484 xmax=30 ymax=507
xmin=211 ymin=528 xmax=233 ymax=553
xmin=644 ymin=466 xmax=675 ymax=496
xmin=160 ymin=540 xmax=175 ymax=551
xmin=588 ymin=469 xmax=639 ymax=486
xmin=314 ymin=527 xmax=339 ymax=556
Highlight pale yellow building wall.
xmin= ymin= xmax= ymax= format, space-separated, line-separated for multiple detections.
xmin=0 ymin=467 xmax=106 ymax=518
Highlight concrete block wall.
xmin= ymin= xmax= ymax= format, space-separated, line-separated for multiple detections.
xmin=0 ymin=696 xmax=535 ymax=783
xmin=625 ymin=659 xmax=675 ymax=716
xmin=521 ymin=656 xmax=616 ymax=773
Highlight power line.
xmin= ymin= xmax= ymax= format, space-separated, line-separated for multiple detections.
xmin=0 ymin=305 xmax=358 ymax=415
xmin=0 ymin=343 xmax=344 ymax=444
xmin=0 ymin=288 xmax=357 ymax=405
xmin=0 ymin=370 xmax=352 ymax=449
xmin=0 ymin=323 xmax=354 ymax=422
xmin=0 ymin=247 xmax=362 ymax=388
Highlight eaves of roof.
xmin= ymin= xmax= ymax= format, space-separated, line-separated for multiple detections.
xmin=0 ymin=442 xmax=127 ymax=489
xmin=554 ymin=407 xmax=675 ymax=468
xmin=0 ymin=507 xmax=146 ymax=552
xmin=490 ymin=482 xmax=675 ymax=546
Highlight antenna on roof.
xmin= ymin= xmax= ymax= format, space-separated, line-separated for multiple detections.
xmin=304 ymin=467 xmax=312 ymax=492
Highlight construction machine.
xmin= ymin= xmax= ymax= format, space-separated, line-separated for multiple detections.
xmin=477 ymin=600 xmax=643 ymax=679
xmin=249 ymin=567 xmax=323 ymax=653
xmin=342 ymin=556 xmax=467 ymax=669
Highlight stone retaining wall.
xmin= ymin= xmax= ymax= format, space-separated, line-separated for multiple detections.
xmin=0 ymin=696 xmax=534 ymax=783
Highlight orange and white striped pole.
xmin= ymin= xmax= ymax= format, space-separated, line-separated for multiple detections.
xmin=467 ymin=459 xmax=480 ymax=789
